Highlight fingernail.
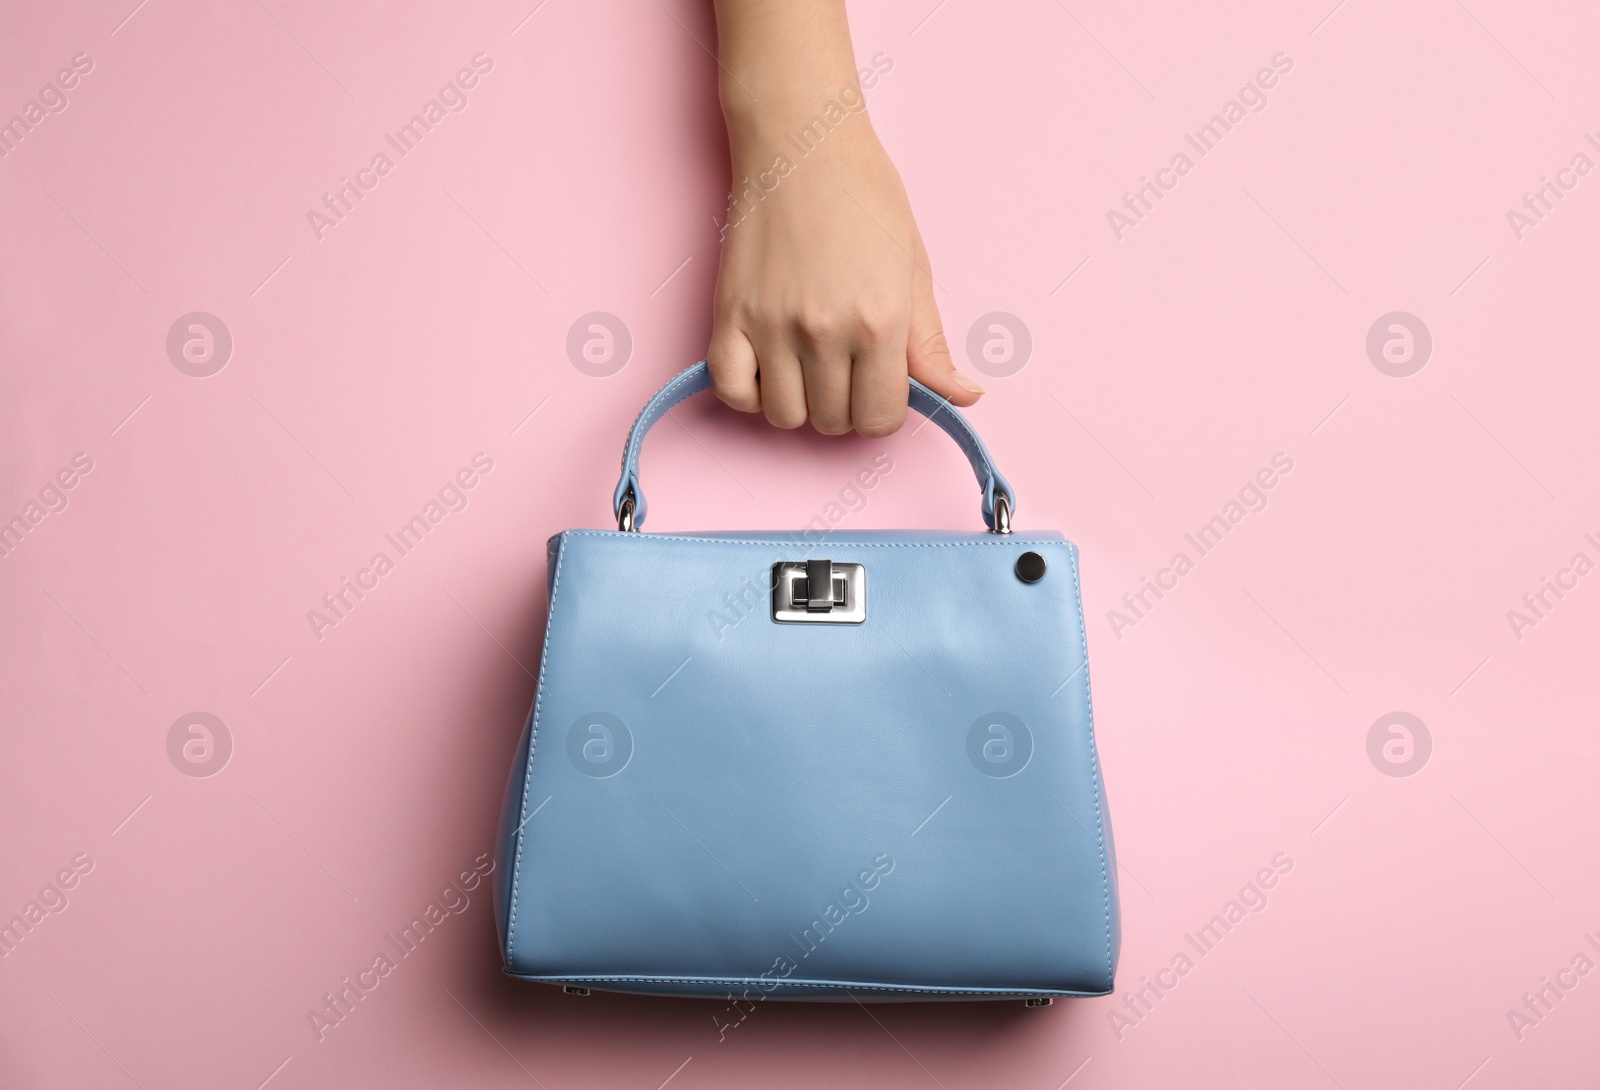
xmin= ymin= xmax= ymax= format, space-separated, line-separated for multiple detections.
xmin=954 ymin=374 xmax=986 ymax=395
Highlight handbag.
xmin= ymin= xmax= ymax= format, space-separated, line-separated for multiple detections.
xmin=493 ymin=362 xmax=1120 ymax=1002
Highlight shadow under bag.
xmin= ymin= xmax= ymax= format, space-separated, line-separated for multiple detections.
xmin=494 ymin=362 xmax=1120 ymax=1002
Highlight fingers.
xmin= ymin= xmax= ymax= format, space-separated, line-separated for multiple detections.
xmin=851 ymin=329 xmax=909 ymax=438
xmin=714 ymin=301 xmax=951 ymax=435
xmin=706 ymin=323 xmax=761 ymax=413
xmin=906 ymin=278 xmax=985 ymax=407
xmin=799 ymin=336 xmax=854 ymax=436
xmin=755 ymin=350 xmax=807 ymax=429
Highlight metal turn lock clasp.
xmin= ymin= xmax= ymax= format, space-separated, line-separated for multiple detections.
xmin=772 ymin=560 xmax=866 ymax=624
xmin=803 ymin=560 xmax=840 ymax=612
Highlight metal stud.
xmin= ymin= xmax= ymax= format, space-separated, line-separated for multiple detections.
xmin=1015 ymin=551 xmax=1047 ymax=583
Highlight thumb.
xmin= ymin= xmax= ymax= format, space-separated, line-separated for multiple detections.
xmin=906 ymin=276 xmax=984 ymax=407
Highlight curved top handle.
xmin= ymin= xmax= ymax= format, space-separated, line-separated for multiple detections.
xmin=612 ymin=363 xmax=1016 ymax=532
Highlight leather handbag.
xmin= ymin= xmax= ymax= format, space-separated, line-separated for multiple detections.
xmin=493 ymin=362 xmax=1120 ymax=1002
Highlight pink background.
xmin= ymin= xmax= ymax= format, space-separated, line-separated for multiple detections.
xmin=3 ymin=0 xmax=1599 ymax=1086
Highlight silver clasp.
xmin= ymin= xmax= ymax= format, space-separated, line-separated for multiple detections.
xmin=771 ymin=560 xmax=865 ymax=624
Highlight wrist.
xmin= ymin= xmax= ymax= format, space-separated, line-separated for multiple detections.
xmin=722 ymin=82 xmax=878 ymax=168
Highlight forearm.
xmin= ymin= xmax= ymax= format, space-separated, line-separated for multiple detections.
xmin=713 ymin=0 xmax=863 ymax=144
xmin=705 ymin=0 xmax=980 ymax=434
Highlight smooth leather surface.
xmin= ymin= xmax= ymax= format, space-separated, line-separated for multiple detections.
xmin=612 ymin=362 xmax=1017 ymax=531
xmin=494 ymin=529 xmax=1119 ymax=999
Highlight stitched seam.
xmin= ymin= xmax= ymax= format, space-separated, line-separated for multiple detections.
xmin=910 ymin=382 xmax=986 ymax=466
xmin=1068 ymin=541 xmax=1114 ymax=989
xmin=617 ymin=367 xmax=707 ymax=513
xmin=506 ymin=531 xmax=570 ymax=965
xmin=563 ymin=532 xmax=1059 ymax=548
xmin=622 ymin=367 xmax=703 ymax=472
xmin=908 ymin=382 xmax=1003 ymax=499
xmin=509 ymin=975 xmax=1106 ymax=996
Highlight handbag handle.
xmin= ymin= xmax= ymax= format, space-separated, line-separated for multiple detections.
xmin=612 ymin=362 xmax=1016 ymax=532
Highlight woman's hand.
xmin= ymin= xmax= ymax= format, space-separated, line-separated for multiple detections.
xmin=707 ymin=0 xmax=985 ymax=436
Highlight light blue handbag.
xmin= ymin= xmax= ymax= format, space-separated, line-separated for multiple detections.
xmin=494 ymin=363 xmax=1119 ymax=1002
